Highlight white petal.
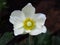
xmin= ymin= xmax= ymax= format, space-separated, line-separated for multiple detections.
xmin=22 ymin=3 xmax=35 ymax=17
xmin=9 ymin=10 xmax=25 ymax=24
xmin=25 ymin=30 xmax=31 ymax=33
xmin=32 ymin=13 xmax=46 ymax=25
xmin=36 ymin=22 xmax=41 ymax=28
xmin=41 ymin=26 xmax=47 ymax=33
xmin=29 ymin=27 xmax=43 ymax=35
xmin=14 ymin=28 xmax=24 ymax=36
xmin=13 ymin=22 xmax=23 ymax=29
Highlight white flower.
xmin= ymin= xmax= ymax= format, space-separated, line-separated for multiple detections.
xmin=9 ymin=3 xmax=47 ymax=36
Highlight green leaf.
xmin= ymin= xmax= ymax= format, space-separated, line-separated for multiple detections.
xmin=0 ymin=32 xmax=14 ymax=45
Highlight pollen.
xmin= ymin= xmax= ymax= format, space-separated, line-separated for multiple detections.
xmin=23 ymin=18 xmax=36 ymax=30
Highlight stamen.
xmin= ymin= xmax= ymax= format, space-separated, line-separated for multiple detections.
xmin=27 ymin=21 xmax=32 ymax=26
xmin=23 ymin=18 xmax=35 ymax=30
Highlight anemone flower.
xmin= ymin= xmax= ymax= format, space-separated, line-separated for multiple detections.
xmin=9 ymin=3 xmax=47 ymax=36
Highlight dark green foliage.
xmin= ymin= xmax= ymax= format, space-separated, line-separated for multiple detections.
xmin=0 ymin=0 xmax=6 ymax=10
xmin=32 ymin=32 xmax=52 ymax=45
xmin=0 ymin=32 xmax=14 ymax=45
xmin=52 ymin=36 xmax=60 ymax=45
xmin=0 ymin=30 xmax=60 ymax=45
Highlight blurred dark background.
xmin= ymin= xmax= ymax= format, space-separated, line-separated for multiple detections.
xmin=0 ymin=0 xmax=60 ymax=45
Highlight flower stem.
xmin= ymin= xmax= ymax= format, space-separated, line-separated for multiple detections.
xmin=29 ymin=35 xmax=31 ymax=45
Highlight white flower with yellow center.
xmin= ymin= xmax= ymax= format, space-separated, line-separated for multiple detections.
xmin=9 ymin=3 xmax=47 ymax=36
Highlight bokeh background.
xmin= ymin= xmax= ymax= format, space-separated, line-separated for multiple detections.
xmin=0 ymin=0 xmax=60 ymax=45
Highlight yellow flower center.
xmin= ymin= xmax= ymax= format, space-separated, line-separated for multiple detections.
xmin=23 ymin=18 xmax=35 ymax=30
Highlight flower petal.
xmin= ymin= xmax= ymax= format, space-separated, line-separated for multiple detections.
xmin=25 ymin=30 xmax=31 ymax=33
xmin=14 ymin=28 xmax=24 ymax=36
xmin=13 ymin=22 xmax=23 ymax=29
xmin=9 ymin=10 xmax=25 ymax=24
xmin=22 ymin=3 xmax=35 ymax=17
xmin=29 ymin=27 xmax=43 ymax=35
xmin=41 ymin=26 xmax=47 ymax=33
xmin=32 ymin=13 xmax=46 ymax=25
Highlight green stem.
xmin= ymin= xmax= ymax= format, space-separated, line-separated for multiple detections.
xmin=29 ymin=35 xmax=31 ymax=45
